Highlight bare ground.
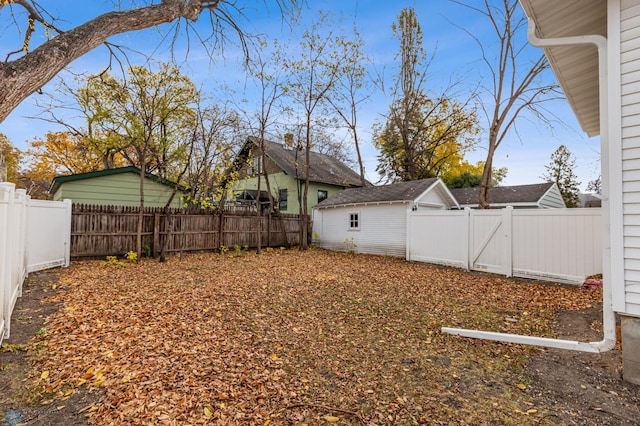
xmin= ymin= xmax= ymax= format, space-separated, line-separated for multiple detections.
xmin=0 ymin=250 xmax=639 ymax=425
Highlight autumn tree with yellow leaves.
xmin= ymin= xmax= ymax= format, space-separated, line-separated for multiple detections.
xmin=375 ymin=8 xmax=479 ymax=184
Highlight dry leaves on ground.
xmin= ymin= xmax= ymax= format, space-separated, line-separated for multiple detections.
xmin=27 ymin=248 xmax=601 ymax=425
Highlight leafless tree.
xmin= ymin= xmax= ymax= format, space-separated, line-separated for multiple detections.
xmin=326 ymin=26 xmax=372 ymax=186
xmin=243 ymin=39 xmax=290 ymax=253
xmin=0 ymin=0 xmax=301 ymax=124
xmin=452 ymin=0 xmax=561 ymax=208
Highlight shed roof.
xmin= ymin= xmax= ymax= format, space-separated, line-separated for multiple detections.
xmin=242 ymin=137 xmax=366 ymax=188
xmin=450 ymin=182 xmax=556 ymax=206
xmin=518 ymin=0 xmax=605 ymax=137
xmin=49 ymin=166 xmax=186 ymax=194
xmin=315 ymin=178 xmax=457 ymax=209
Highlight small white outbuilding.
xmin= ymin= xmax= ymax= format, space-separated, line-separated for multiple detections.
xmin=312 ymin=178 xmax=459 ymax=257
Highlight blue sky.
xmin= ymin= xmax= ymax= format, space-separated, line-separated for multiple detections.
xmin=0 ymin=0 xmax=601 ymax=190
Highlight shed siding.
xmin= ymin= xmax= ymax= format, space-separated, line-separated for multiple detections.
xmin=313 ymin=204 xmax=408 ymax=257
xmin=52 ymin=173 xmax=182 ymax=208
xmin=416 ymin=187 xmax=449 ymax=209
xmin=539 ymin=186 xmax=566 ymax=208
xmin=621 ymin=0 xmax=640 ymax=316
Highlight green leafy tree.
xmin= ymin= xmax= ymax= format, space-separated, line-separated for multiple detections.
xmin=542 ymin=145 xmax=581 ymax=208
xmin=446 ymin=166 xmax=508 ymax=189
xmin=74 ymin=64 xmax=198 ymax=256
xmin=375 ymin=7 xmax=478 ymax=183
xmin=448 ymin=171 xmax=482 ymax=189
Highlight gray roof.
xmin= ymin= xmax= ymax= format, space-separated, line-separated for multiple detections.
xmin=315 ymin=178 xmax=440 ymax=208
xmin=246 ymin=137 xmax=365 ymax=188
xmin=449 ymin=182 xmax=556 ymax=206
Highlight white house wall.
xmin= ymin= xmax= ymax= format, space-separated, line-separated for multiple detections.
xmin=621 ymin=0 xmax=640 ymax=316
xmin=313 ymin=203 xmax=408 ymax=257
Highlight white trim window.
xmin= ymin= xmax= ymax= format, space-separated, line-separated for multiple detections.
xmin=348 ymin=211 xmax=360 ymax=230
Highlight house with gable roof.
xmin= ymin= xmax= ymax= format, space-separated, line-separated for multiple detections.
xmin=312 ymin=178 xmax=459 ymax=257
xmin=228 ymin=136 xmax=367 ymax=216
xmin=450 ymin=182 xmax=566 ymax=209
xmin=49 ymin=166 xmax=186 ymax=208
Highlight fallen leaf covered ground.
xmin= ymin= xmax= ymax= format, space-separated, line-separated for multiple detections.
xmin=26 ymin=248 xmax=601 ymax=425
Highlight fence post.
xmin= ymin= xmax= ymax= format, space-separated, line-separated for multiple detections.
xmin=63 ymin=199 xmax=72 ymax=267
xmin=153 ymin=213 xmax=160 ymax=258
xmin=503 ymin=206 xmax=513 ymax=278
xmin=15 ymin=189 xmax=28 ymax=296
xmin=1 ymin=183 xmax=15 ymax=340
xmin=463 ymin=208 xmax=471 ymax=271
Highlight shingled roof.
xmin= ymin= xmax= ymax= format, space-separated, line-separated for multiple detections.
xmin=449 ymin=182 xmax=557 ymax=207
xmin=315 ymin=178 xmax=444 ymax=208
xmin=243 ymin=137 xmax=365 ymax=188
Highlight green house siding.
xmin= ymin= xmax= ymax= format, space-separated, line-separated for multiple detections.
xmin=232 ymin=173 xmax=348 ymax=216
xmin=53 ymin=172 xmax=183 ymax=208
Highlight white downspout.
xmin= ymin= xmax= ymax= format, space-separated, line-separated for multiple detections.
xmin=442 ymin=18 xmax=616 ymax=353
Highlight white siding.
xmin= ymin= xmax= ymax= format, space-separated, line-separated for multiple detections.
xmin=415 ymin=187 xmax=449 ymax=209
xmin=313 ymin=203 xmax=408 ymax=257
xmin=621 ymin=0 xmax=640 ymax=316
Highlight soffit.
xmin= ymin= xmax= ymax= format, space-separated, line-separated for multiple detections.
xmin=519 ymin=0 xmax=607 ymax=137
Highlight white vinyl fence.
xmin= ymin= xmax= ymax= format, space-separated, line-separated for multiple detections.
xmin=407 ymin=207 xmax=601 ymax=284
xmin=0 ymin=183 xmax=71 ymax=342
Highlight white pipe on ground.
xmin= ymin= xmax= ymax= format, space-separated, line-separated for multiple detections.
xmin=442 ymin=17 xmax=616 ymax=353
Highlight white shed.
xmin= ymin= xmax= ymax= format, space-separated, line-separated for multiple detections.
xmin=312 ymin=178 xmax=459 ymax=257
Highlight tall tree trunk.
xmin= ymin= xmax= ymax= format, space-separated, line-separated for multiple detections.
xmin=137 ymin=152 xmax=146 ymax=257
xmin=478 ymin=141 xmax=496 ymax=209
xmin=301 ymin=138 xmax=310 ymax=250
xmin=255 ymin=159 xmax=262 ymax=254
xmin=354 ymin=132 xmax=366 ymax=186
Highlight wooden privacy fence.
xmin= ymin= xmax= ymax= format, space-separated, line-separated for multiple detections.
xmin=71 ymin=204 xmax=308 ymax=258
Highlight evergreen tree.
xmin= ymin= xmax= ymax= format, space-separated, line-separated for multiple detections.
xmin=542 ymin=145 xmax=581 ymax=208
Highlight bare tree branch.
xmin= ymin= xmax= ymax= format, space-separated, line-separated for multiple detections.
xmin=0 ymin=0 xmax=301 ymax=123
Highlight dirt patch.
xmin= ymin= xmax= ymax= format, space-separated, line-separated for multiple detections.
xmin=0 ymin=271 xmax=102 ymax=426
xmin=525 ymin=304 xmax=640 ymax=425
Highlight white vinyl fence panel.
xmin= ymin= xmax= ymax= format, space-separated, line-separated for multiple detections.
xmin=27 ymin=199 xmax=72 ymax=272
xmin=0 ymin=183 xmax=71 ymax=341
xmin=511 ymin=209 xmax=601 ymax=282
xmin=407 ymin=207 xmax=602 ymax=284
xmin=407 ymin=209 xmax=469 ymax=268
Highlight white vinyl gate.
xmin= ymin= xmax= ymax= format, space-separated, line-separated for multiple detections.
xmin=407 ymin=207 xmax=602 ymax=284
xmin=0 ymin=183 xmax=71 ymax=342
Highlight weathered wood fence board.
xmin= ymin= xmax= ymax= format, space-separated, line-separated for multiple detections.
xmin=71 ymin=204 xmax=307 ymax=258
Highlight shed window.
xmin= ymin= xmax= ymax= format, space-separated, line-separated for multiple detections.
xmin=317 ymin=189 xmax=328 ymax=203
xmin=348 ymin=212 xmax=359 ymax=230
xmin=278 ymin=189 xmax=288 ymax=211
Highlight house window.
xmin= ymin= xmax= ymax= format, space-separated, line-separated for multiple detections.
xmin=317 ymin=189 xmax=328 ymax=203
xmin=348 ymin=212 xmax=359 ymax=230
xmin=251 ymin=156 xmax=262 ymax=175
xmin=279 ymin=189 xmax=288 ymax=211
